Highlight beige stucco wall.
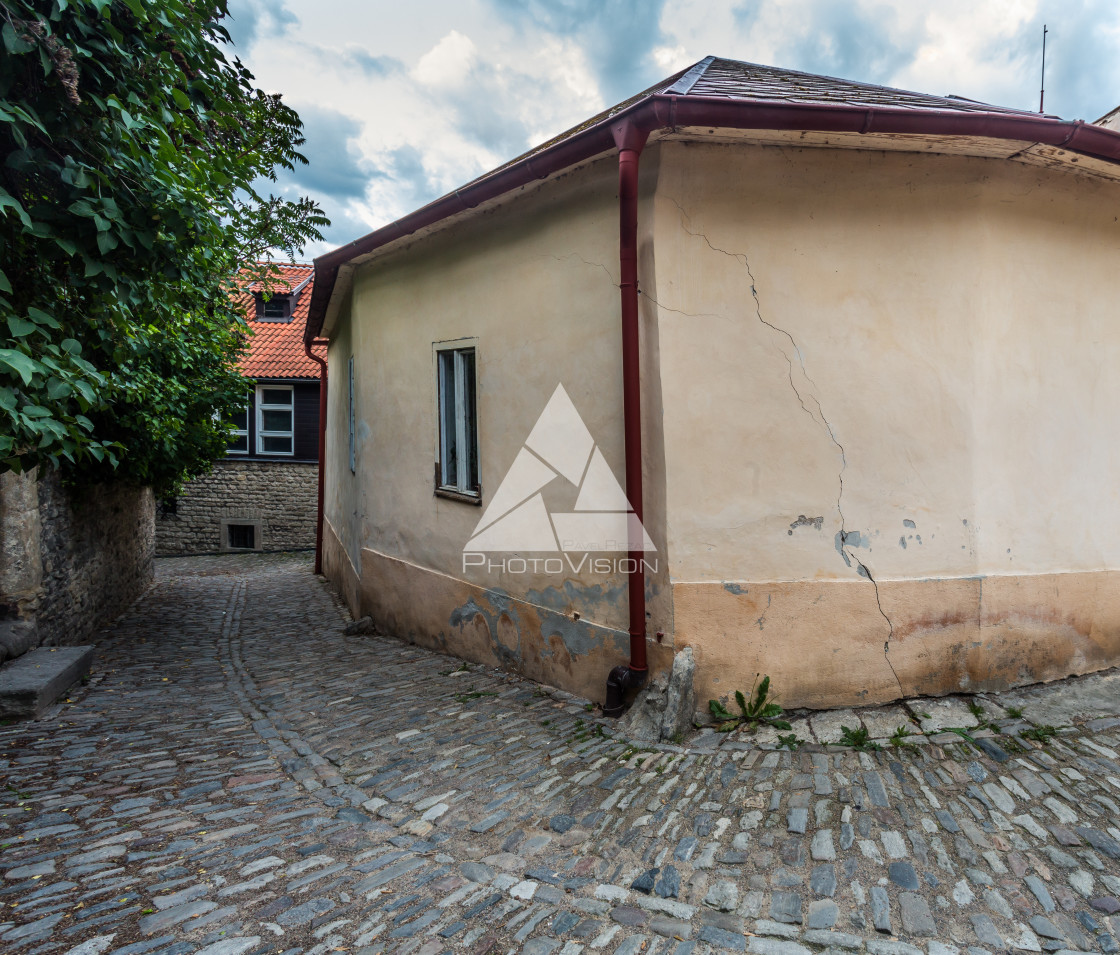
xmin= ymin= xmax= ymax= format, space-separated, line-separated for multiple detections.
xmin=323 ymin=156 xmax=674 ymax=701
xmin=323 ymin=133 xmax=1120 ymax=710
xmin=650 ymin=140 xmax=1120 ymax=707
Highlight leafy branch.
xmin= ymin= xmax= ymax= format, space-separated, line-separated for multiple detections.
xmin=0 ymin=0 xmax=328 ymax=494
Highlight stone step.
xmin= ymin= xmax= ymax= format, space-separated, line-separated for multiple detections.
xmin=0 ymin=646 xmax=95 ymax=720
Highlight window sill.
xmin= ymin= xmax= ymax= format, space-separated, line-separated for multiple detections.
xmin=435 ymin=486 xmax=482 ymax=506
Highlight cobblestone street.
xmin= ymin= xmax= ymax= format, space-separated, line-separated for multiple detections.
xmin=5 ymin=554 xmax=1120 ymax=955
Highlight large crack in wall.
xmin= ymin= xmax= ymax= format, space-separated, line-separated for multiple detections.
xmin=662 ymin=198 xmax=905 ymax=697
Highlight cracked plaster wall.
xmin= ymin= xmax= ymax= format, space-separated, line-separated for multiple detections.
xmin=323 ymin=155 xmax=674 ymax=702
xmin=651 ymin=140 xmax=1120 ymax=706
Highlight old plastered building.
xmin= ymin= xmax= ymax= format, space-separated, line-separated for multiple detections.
xmin=157 ymin=264 xmax=322 ymax=555
xmin=305 ymin=58 xmax=1120 ymax=711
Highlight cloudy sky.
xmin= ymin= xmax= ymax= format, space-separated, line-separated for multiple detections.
xmin=224 ymin=0 xmax=1120 ymax=258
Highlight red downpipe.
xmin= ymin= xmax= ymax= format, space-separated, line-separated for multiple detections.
xmin=603 ymin=120 xmax=650 ymax=716
xmin=304 ymin=339 xmax=329 ymax=575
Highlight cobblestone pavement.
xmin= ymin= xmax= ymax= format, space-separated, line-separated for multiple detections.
xmin=5 ymin=554 xmax=1120 ymax=955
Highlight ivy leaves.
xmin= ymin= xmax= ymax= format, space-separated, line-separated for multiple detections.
xmin=0 ymin=0 xmax=327 ymax=493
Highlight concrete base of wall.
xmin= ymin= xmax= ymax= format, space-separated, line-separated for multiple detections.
xmin=156 ymin=460 xmax=318 ymax=556
xmin=323 ymin=527 xmax=1120 ymax=708
xmin=323 ymin=519 xmax=361 ymax=616
xmin=677 ymin=572 xmax=1120 ymax=709
xmin=332 ymin=539 xmax=675 ymax=704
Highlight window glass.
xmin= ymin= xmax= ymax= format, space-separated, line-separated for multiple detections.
xmin=262 ymin=408 xmax=291 ymax=431
xmin=261 ymin=435 xmax=293 ymax=454
xmin=257 ymin=385 xmax=294 ymax=455
xmin=260 ymin=388 xmax=293 ymax=405
xmin=438 ymin=351 xmax=458 ymax=487
xmin=226 ymin=403 xmax=249 ymax=455
xmin=437 ymin=346 xmax=479 ymax=494
xmin=258 ymin=295 xmax=291 ymax=320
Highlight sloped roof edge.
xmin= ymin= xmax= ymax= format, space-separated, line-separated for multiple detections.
xmin=306 ymin=67 xmax=1120 ymax=342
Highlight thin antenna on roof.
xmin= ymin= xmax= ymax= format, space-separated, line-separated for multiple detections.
xmin=1039 ymin=24 xmax=1047 ymax=113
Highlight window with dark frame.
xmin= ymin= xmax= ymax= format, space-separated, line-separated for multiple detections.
xmin=256 ymin=294 xmax=292 ymax=321
xmin=226 ymin=403 xmax=249 ymax=455
xmin=257 ymin=385 xmax=294 ymax=455
xmin=227 ymin=524 xmax=256 ymax=549
xmin=437 ymin=346 xmax=479 ymax=496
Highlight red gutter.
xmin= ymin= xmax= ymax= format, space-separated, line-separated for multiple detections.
xmin=304 ymin=339 xmax=329 ymax=575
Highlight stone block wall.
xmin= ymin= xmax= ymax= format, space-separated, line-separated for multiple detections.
xmin=0 ymin=469 xmax=154 ymax=663
xmin=156 ymin=460 xmax=318 ymax=555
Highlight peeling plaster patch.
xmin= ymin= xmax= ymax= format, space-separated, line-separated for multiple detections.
xmin=449 ymin=591 xmax=521 ymax=667
xmin=903 ymin=519 xmax=917 ymax=528
xmin=723 ymin=582 xmax=748 ymax=595
xmin=899 ymin=536 xmax=907 ymax=550
xmin=449 ymin=597 xmax=490 ymax=631
xmin=539 ymin=616 xmax=625 ymax=659
xmin=787 ymin=514 xmax=824 ymax=536
xmin=834 ymin=529 xmax=868 ymax=565
xmin=457 ymin=581 xmax=633 ymax=663
xmin=525 ymin=578 xmax=627 ymax=616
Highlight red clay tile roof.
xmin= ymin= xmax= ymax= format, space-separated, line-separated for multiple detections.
xmin=234 ymin=264 xmax=320 ymax=380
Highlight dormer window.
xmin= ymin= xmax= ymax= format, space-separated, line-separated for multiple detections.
xmin=255 ymin=294 xmax=292 ymax=321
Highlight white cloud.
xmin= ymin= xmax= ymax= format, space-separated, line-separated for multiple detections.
xmin=652 ymin=44 xmax=693 ymax=72
xmin=413 ymin=31 xmax=479 ymax=88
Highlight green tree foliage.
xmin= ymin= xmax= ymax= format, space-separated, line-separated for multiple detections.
xmin=0 ymin=0 xmax=327 ymax=494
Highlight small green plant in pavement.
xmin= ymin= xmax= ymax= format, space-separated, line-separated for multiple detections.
xmin=839 ymin=724 xmax=881 ymax=751
xmin=709 ymin=674 xmax=792 ymax=733
xmin=1021 ymin=724 xmax=1058 ymax=743
xmin=454 ymin=690 xmax=497 ymax=703
xmin=777 ymin=733 xmax=803 ymax=751
xmin=889 ymin=725 xmax=915 ymax=748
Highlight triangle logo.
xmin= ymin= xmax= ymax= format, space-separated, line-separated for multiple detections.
xmin=465 ymin=384 xmax=655 ymax=553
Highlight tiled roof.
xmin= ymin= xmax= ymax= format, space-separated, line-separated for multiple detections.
xmin=479 ymin=56 xmax=1057 ymax=184
xmin=234 ymin=264 xmax=320 ymax=380
xmin=674 ymin=57 xmax=1054 ymax=116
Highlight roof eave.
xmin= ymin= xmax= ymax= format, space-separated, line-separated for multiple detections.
xmin=305 ymin=94 xmax=1120 ymax=341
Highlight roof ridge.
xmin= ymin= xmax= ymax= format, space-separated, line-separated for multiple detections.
xmin=695 ymin=56 xmax=1057 ymax=118
xmin=664 ymin=56 xmax=716 ymax=95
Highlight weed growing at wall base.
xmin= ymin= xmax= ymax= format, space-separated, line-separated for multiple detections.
xmin=709 ymin=674 xmax=792 ymax=734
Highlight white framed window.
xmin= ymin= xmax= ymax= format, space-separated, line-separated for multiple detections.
xmin=226 ymin=403 xmax=249 ymax=455
xmin=257 ymin=385 xmax=294 ymax=455
xmin=435 ymin=343 xmax=479 ymax=497
xmin=348 ymin=355 xmax=356 ymax=473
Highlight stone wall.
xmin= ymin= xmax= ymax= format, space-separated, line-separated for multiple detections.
xmin=0 ymin=469 xmax=154 ymax=663
xmin=156 ymin=460 xmax=318 ymax=555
